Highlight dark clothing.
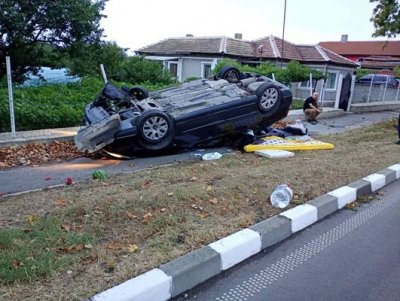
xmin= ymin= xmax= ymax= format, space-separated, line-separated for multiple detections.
xmin=303 ymin=96 xmax=317 ymax=111
xmin=398 ymin=112 xmax=400 ymax=139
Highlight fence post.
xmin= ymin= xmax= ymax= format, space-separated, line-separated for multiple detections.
xmin=319 ymin=79 xmax=325 ymax=107
xmin=6 ymin=56 xmax=16 ymax=137
xmin=396 ymin=84 xmax=399 ymax=101
xmin=367 ymin=74 xmax=374 ymax=103
xmin=334 ymin=74 xmax=343 ymax=109
xmin=100 ymin=64 xmax=108 ymax=84
xmin=347 ymin=75 xmax=356 ymax=112
xmin=382 ymin=76 xmax=388 ymax=102
xmin=309 ymin=73 xmax=313 ymax=96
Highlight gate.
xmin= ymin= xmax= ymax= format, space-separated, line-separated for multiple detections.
xmin=338 ymin=73 xmax=352 ymax=111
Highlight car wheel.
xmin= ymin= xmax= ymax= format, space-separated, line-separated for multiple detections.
xmin=136 ymin=110 xmax=174 ymax=150
xmin=255 ymin=83 xmax=282 ymax=114
xmin=130 ymin=86 xmax=149 ymax=100
xmin=218 ymin=66 xmax=241 ymax=83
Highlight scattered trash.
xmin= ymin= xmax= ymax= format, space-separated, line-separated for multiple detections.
xmin=65 ymin=177 xmax=73 ymax=185
xmin=202 ymin=152 xmax=222 ymax=161
xmin=92 ymin=169 xmax=108 ymax=180
xmin=270 ymin=184 xmax=293 ymax=209
xmin=254 ymin=150 xmax=295 ymax=158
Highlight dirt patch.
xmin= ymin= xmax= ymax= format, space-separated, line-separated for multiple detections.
xmin=0 ymin=120 xmax=399 ymax=301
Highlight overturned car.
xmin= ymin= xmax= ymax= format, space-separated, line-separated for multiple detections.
xmin=75 ymin=66 xmax=293 ymax=156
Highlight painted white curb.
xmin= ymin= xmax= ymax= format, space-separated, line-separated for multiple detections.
xmin=92 ymin=268 xmax=171 ymax=301
xmin=328 ymin=186 xmax=357 ymax=209
xmin=208 ymin=229 xmax=261 ymax=270
xmin=388 ymin=164 xmax=400 ymax=179
xmin=363 ymin=173 xmax=386 ymax=192
xmin=280 ymin=204 xmax=318 ymax=233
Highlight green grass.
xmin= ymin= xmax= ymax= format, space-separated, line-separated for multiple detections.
xmin=290 ymin=98 xmax=304 ymax=110
xmin=0 ymin=216 xmax=93 ymax=284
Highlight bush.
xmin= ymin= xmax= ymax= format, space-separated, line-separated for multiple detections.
xmin=212 ymin=59 xmax=325 ymax=85
xmin=115 ymin=56 xmax=177 ymax=86
xmin=0 ymin=76 xmax=175 ymax=132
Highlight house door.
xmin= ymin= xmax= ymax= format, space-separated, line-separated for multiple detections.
xmin=338 ymin=73 xmax=352 ymax=111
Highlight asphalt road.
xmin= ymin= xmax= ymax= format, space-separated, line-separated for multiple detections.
xmin=0 ymin=111 xmax=398 ymax=196
xmin=173 ymin=180 xmax=400 ymax=301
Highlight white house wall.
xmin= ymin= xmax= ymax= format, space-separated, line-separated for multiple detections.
xmin=181 ymin=58 xmax=214 ymax=81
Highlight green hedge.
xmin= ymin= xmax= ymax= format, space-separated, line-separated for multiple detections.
xmin=0 ymin=77 xmax=174 ymax=131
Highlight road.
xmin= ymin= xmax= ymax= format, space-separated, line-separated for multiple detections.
xmin=173 ymin=180 xmax=400 ymax=301
xmin=0 ymin=111 xmax=398 ymax=196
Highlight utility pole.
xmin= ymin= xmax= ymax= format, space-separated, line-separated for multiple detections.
xmin=280 ymin=0 xmax=287 ymax=68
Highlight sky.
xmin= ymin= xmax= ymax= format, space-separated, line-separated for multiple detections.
xmin=100 ymin=0 xmax=399 ymax=53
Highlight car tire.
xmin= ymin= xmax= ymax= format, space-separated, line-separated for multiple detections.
xmin=218 ymin=66 xmax=241 ymax=83
xmin=130 ymin=86 xmax=149 ymax=100
xmin=136 ymin=110 xmax=174 ymax=150
xmin=255 ymin=83 xmax=282 ymax=114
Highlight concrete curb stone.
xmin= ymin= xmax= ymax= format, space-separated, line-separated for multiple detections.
xmin=89 ymin=164 xmax=400 ymax=301
xmin=159 ymin=246 xmax=221 ymax=298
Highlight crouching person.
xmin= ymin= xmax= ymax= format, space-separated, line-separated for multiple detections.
xmin=303 ymin=92 xmax=323 ymax=125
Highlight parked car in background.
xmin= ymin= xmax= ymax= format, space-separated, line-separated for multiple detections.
xmin=356 ymin=74 xmax=399 ymax=88
xmin=75 ymin=66 xmax=293 ymax=156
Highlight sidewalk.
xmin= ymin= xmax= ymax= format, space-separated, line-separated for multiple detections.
xmin=0 ymin=108 xmax=344 ymax=147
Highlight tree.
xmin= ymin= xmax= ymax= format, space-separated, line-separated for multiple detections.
xmin=0 ymin=0 xmax=106 ymax=82
xmin=67 ymin=41 xmax=128 ymax=78
xmin=370 ymin=0 xmax=400 ymax=38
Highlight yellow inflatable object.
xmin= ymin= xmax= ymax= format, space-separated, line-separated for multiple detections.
xmin=244 ymin=136 xmax=335 ymax=152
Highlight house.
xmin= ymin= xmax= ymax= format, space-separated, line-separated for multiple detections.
xmin=136 ymin=34 xmax=358 ymax=106
xmin=319 ymin=35 xmax=400 ymax=74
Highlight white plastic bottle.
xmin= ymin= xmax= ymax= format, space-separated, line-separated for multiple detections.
xmin=270 ymin=184 xmax=293 ymax=209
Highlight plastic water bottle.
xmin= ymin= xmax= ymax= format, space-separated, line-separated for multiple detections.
xmin=270 ymin=184 xmax=293 ymax=209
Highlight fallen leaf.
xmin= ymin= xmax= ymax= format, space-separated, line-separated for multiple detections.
xmin=56 ymin=199 xmax=66 ymax=206
xmin=199 ymin=211 xmax=210 ymax=219
xmin=75 ymin=244 xmax=84 ymax=252
xmin=125 ymin=211 xmax=137 ymax=220
xmin=127 ymin=244 xmax=138 ymax=253
xmin=141 ymin=212 xmax=153 ymax=223
xmin=106 ymin=242 xmax=125 ymax=250
xmin=61 ymin=224 xmax=71 ymax=232
xmin=28 ymin=215 xmax=40 ymax=226
xmin=141 ymin=180 xmax=151 ymax=189
xmin=11 ymin=259 xmax=24 ymax=269
xmin=81 ymin=255 xmax=97 ymax=265
xmin=208 ymin=198 xmax=218 ymax=204
xmin=58 ymin=246 xmax=75 ymax=254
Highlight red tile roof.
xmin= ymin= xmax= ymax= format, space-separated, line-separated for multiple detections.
xmin=319 ymin=41 xmax=400 ymax=57
xmin=358 ymin=56 xmax=400 ymax=69
xmin=137 ymin=36 xmax=357 ymax=67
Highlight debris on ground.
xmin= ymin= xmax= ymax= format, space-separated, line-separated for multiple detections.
xmin=0 ymin=141 xmax=100 ymax=169
xmin=244 ymin=136 xmax=335 ymax=152
xmin=202 ymin=152 xmax=223 ymax=161
xmin=92 ymin=169 xmax=108 ymax=180
xmin=254 ymin=149 xmax=295 ymax=158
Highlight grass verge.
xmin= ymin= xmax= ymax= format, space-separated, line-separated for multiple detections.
xmin=0 ymin=118 xmax=399 ymax=300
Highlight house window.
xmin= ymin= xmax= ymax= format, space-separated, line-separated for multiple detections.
xmin=325 ymin=72 xmax=338 ymax=90
xmin=168 ymin=62 xmax=178 ymax=77
xmin=201 ymin=62 xmax=212 ymax=78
